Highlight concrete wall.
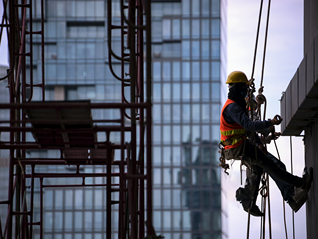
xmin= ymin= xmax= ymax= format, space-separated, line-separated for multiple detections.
xmin=304 ymin=0 xmax=318 ymax=54
xmin=305 ymin=127 xmax=318 ymax=239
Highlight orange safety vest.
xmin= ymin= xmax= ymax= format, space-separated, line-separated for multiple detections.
xmin=220 ymin=99 xmax=246 ymax=149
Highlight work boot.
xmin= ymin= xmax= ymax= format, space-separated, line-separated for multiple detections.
xmin=301 ymin=167 xmax=313 ymax=192
xmin=287 ymin=187 xmax=308 ymax=213
xmin=236 ymin=187 xmax=264 ymax=217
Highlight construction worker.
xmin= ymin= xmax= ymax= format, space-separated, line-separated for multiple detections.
xmin=219 ymin=71 xmax=313 ymax=216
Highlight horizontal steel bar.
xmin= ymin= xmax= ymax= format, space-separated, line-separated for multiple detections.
xmin=13 ymin=159 xmax=126 ymax=166
xmin=24 ymin=172 xmax=121 ymax=178
xmin=0 ymin=125 xmax=132 ymax=132
xmin=0 ymin=102 xmax=151 ymax=109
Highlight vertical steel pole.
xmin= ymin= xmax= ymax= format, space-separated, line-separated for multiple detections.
xmin=145 ymin=0 xmax=153 ymax=235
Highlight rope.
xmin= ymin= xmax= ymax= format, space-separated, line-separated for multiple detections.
xmin=274 ymin=139 xmax=289 ymax=239
xmin=251 ymin=0 xmax=264 ymax=80
xmin=290 ymin=136 xmax=295 ymax=239
xmin=260 ymin=0 xmax=271 ymax=89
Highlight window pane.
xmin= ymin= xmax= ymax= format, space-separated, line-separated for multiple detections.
xmin=182 ymin=62 xmax=190 ymax=79
xmin=192 ymin=84 xmax=200 ymax=101
xmin=172 ymin=19 xmax=180 ymax=39
xmin=153 ymin=83 xmax=161 ymax=102
xmin=152 ymin=3 xmax=163 ymax=17
xmin=212 ymin=19 xmax=220 ymax=37
xmin=211 ymin=82 xmax=220 ymax=102
xmin=152 ymin=20 xmax=162 ymax=40
xmin=191 ymin=20 xmax=200 ymax=38
xmin=172 ymin=83 xmax=180 ymax=101
xmin=202 ymin=62 xmax=209 ymax=79
xmin=192 ymin=104 xmax=200 ymax=122
xmin=182 ymin=41 xmax=190 ymax=59
xmin=201 ymin=125 xmax=210 ymax=141
xmin=211 ymin=0 xmax=220 ymax=16
xmin=182 ymin=83 xmax=190 ymax=101
xmin=201 ymin=83 xmax=210 ymax=101
xmin=182 ymin=0 xmax=190 ymax=16
xmin=202 ymin=104 xmax=210 ymax=122
xmin=192 ymin=41 xmax=200 ymax=59
xmin=182 ymin=125 xmax=190 ymax=142
xmin=162 ymin=62 xmax=171 ymax=80
xmin=211 ymin=61 xmax=220 ymax=79
xmin=153 ymin=62 xmax=161 ymax=80
xmin=201 ymin=40 xmax=209 ymax=59
xmin=172 ymin=104 xmax=181 ymax=122
xmin=163 ymin=84 xmax=171 ymax=101
xmin=191 ymin=0 xmax=200 ymax=16
xmin=182 ymin=104 xmax=190 ymax=122
xmin=172 ymin=62 xmax=180 ymax=81
xmin=191 ymin=62 xmax=200 ymax=80
xmin=211 ymin=104 xmax=220 ymax=122
xmin=211 ymin=40 xmax=220 ymax=59
xmin=173 ymin=126 xmax=180 ymax=144
xmin=202 ymin=0 xmax=210 ymax=16
xmin=162 ymin=19 xmax=171 ymax=39
xmin=182 ymin=19 xmax=190 ymax=38
xmin=162 ymin=104 xmax=171 ymax=122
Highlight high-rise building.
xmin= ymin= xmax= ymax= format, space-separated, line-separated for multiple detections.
xmin=150 ymin=1 xmax=227 ymax=238
xmin=0 ymin=0 xmax=227 ymax=238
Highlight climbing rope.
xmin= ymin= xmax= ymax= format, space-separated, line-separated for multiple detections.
xmin=290 ymin=136 xmax=296 ymax=239
xmin=246 ymin=0 xmax=273 ymax=238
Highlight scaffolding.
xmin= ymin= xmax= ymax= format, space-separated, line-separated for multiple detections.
xmin=0 ymin=0 xmax=153 ymax=238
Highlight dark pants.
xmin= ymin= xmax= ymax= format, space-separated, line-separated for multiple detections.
xmin=243 ymin=151 xmax=295 ymax=202
xmin=244 ymin=140 xmax=302 ymax=188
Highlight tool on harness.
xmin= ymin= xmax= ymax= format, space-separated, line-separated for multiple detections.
xmin=218 ymin=143 xmax=229 ymax=175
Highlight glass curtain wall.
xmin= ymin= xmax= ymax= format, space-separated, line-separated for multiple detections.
xmin=151 ymin=0 xmax=227 ymax=238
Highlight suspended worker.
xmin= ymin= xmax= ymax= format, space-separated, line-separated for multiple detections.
xmin=219 ymin=71 xmax=313 ymax=216
xmin=237 ymin=93 xmax=297 ymax=216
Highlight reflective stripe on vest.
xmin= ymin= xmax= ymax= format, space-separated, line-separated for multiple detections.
xmin=220 ymin=99 xmax=246 ymax=149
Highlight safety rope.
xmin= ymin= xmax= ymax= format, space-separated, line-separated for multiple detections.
xmin=274 ymin=139 xmax=289 ymax=239
xmin=246 ymin=0 xmax=273 ymax=238
xmin=290 ymin=136 xmax=295 ymax=239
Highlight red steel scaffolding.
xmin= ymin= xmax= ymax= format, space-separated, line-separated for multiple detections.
xmin=0 ymin=0 xmax=153 ymax=238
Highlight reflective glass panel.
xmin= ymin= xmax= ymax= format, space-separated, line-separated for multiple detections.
xmin=211 ymin=40 xmax=220 ymax=59
xmin=182 ymin=0 xmax=190 ymax=16
xmin=172 ymin=83 xmax=180 ymax=102
xmin=182 ymin=19 xmax=190 ymax=38
xmin=211 ymin=82 xmax=220 ymax=102
xmin=212 ymin=19 xmax=220 ymax=37
xmin=172 ymin=62 xmax=181 ymax=81
xmin=163 ymin=125 xmax=171 ymax=144
xmin=201 ymin=82 xmax=210 ymax=101
xmin=192 ymin=104 xmax=200 ymax=122
xmin=182 ymin=41 xmax=190 ymax=59
xmin=202 ymin=0 xmax=210 ymax=16
xmin=192 ymin=41 xmax=200 ymax=59
xmin=162 ymin=19 xmax=171 ymax=39
xmin=202 ymin=40 xmax=210 ymax=59
xmin=191 ymin=62 xmax=200 ymax=81
xmin=163 ymin=84 xmax=171 ymax=101
xmin=172 ymin=19 xmax=181 ymax=39
xmin=172 ymin=104 xmax=181 ymax=122
xmin=202 ymin=61 xmax=209 ymax=79
xmin=182 ymin=84 xmax=190 ymax=101
xmin=182 ymin=104 xmax=190 ymax=122
xmin=182 ymin=62 xmax=190 ymax=79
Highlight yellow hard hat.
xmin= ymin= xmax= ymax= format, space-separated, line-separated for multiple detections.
xmin=226 ymin=71 xmax=248 ymax=84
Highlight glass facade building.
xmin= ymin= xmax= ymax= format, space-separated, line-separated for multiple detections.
xmin=0 ymin=0 xmax=227 ymax=238
xmin=150 ymin=1 xmax=227 ymax=238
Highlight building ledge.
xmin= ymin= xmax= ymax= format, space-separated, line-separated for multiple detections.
xmin=280 ymin=32 xmax=318 ymax=136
